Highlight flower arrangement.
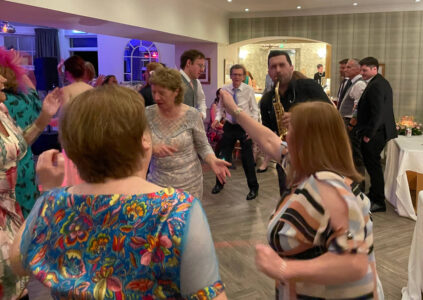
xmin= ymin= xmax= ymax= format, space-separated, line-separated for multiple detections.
xmin=396 ymin=116 xmax=422 ymax=136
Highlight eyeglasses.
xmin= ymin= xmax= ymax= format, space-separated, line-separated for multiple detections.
xmin=196 ymin=64 xmax=205 ymax=69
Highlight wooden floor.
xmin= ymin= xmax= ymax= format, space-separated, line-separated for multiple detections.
xmin=201 ymin=161 xmax=416 ymax=299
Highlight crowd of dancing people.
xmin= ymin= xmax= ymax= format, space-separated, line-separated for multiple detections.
xmin=0 ymin=46 xmax=392 ymax=299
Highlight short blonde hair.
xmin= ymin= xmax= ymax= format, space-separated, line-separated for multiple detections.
xmin=149 ymin=68 xmax=184 ymax=104
xmin=59 ymin=85 xmax=147 ymax=183
xmin=288 ymin=101 xmax=363 ymax=185
xmin=146 ymin=62 xmax=163 ymax=73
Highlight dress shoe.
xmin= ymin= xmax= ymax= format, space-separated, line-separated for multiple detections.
xmin=257 ymin=167 xmax=268 ymax=173
xmin=212 ymin=184 xmax=223 ymax=194
xmin=370 ymin=202 xmax=386 ymax=213
xmin=246 ymin=189 xmax=258 ymax=200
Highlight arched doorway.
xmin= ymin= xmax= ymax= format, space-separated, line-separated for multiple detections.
xmin=222 ymin=36 xmax=332 ymax=95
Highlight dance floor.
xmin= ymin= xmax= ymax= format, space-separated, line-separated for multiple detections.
xmin=201 ymin=160 xmax=415 ymax=299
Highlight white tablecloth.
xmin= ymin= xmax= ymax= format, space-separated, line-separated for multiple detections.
xmin=402 ymin=191 xmax=423 ymax=299
xmin=384 ymin=135 xmax=423 ymax=220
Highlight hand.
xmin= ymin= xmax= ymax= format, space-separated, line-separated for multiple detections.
xmin=363 ymin=136 xmax=370 ymax=143
xmin=219 ymin=90 xmax=237 ymax=115
xmin=211 ymin=120 xmax=220 ymax=130
xmin=209 ymin=157 xmax=231 ymax=184
xmin=95 ymin=75 xmax=106 ymax=87
xmin=281 ymin=112 xmax=291 ymax=129
xmin=36 ymin=149 xmax=65 ymax=191
xmin=255 ymin=244 xmax=288 ymax=282
xmin=42 ymin=88 xmax=63 ymax=118
xmin=153 ymin=144 xmax=177 ymax=157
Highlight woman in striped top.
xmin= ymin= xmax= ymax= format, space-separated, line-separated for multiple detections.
xmin=219 ymin=90 xmax=381 ymax=299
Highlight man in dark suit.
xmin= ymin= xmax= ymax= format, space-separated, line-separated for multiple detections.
xmin=260 ymin=50 xmax=331 ymax=195
xmin=355 ymin=57 xmax=397 ymax=212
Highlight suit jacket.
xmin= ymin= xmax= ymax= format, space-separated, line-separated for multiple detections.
xmin=260 ymin=78 xmax=330 ymax=133
xmin=356 ymin=73 xmax=397 ymax=141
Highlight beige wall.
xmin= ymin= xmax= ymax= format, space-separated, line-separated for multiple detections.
xmin=230 ymin=11 xmax=423 ymax=120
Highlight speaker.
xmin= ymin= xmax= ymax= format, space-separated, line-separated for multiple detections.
xmin=34 ymin=57 xmax=59 ymax=91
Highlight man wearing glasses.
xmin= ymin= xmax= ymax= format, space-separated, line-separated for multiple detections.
xmin=179 ymin=49 xmax=207 ymax=119
xmin=211 ymin=64 xmax=260 ymax=200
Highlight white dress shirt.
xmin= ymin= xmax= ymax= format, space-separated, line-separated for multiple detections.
xmin=347 ymin=74 xmax=366 ymax=118
xmin=180 ymin=69 xmax=207 ymax=119
xmin=216 ymin=82 xmax=259 ymax=123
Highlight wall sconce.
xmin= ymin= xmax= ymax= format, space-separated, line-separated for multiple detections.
xmin=1 ymin=22 xmax=16 ymax=34
xmin=239 ymin=49 xmax=249 ymax=59
xmin=317 ymin=48 xmax=326 ymax=58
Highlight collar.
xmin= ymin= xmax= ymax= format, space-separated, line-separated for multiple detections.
xmin=366 ymin=74 xmax=376 ymax=83
xmin=180 ymin=69 xmax=192 ymax=82
xmin=230 ymin=82 xmax=247 ymax=91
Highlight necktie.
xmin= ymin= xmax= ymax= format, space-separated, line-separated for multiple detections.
xmin=337 ymin=79 xmax=352 ymax=109
xmin=232 ymin=88 xmax=238 ymax=123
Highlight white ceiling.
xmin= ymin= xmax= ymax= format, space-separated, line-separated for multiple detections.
xmin=1 ymin=0 xmax=422 ymax=44
xmin=205 ymin=0 xmax=423 ymax=17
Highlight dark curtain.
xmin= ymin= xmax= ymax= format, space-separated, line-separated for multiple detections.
xmin=35 ymin=28 xmax=60 ymax=61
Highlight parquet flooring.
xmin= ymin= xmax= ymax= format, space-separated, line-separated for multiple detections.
xmin=201 ymin=161 xmax=416 ymax=299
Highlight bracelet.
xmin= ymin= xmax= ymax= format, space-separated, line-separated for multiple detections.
xmin=233 ymin=107 xmax=243 ymax=116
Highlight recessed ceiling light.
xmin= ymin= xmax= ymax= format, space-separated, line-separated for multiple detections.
xmin=417 ymin=0 xmax=421 ymax=3
xmin=227 ymin=0 xmax=232 ymax=2
xmin=245 ymin=8 xmax=249 ymax=12
xmin=353 ymin=2 xmax=358 ymax=5
xmin=297 ymin=5 xmax=302 ymax=9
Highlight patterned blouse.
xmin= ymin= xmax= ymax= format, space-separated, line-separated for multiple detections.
xmin=268 ymin=171 xmax=376 ymax=299
xmin=4 ymin=88 xmax=41 ymax=217
xmin=21 ymin=187 xmax=225 ymax=299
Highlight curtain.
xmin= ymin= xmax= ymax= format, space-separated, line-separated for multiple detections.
xmin=34 ymin=28 xmax=60 ymax=61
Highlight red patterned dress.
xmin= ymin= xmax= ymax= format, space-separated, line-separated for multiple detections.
xmin=0 ymin=110 xmax=28 ymax=299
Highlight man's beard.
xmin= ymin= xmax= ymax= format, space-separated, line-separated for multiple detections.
xmin=275 ymin=73 xmax=291 ymax=86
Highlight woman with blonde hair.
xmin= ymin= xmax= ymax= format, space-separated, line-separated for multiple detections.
xmin=146 ymin=68 xmax=230 ymax=200
xmin=0 ymin=48 xmax=62 ymax=299
xmin=10 ymin=85 xmax=228 ymax=300
xmin=219 ymin=90 xmax=382 ymax=299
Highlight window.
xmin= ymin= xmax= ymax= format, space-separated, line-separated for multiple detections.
xmin=4 ymin=35 xmax=35 ymax=69
xmin=124 ymin=40 xmax=159 ymax=83
xmin=69 ymin=37 xmax=97 ymax=48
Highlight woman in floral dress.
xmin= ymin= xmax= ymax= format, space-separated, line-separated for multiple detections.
xmin=1 ymin=48 xmax=42 ymax=218
xmin=10 ymin=85 xmax=227 ymax=300
xmin=0 ymin=68 xmax=61 ymax=299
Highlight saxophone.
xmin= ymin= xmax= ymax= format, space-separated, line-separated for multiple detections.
xmin=272 ymin=81 xmax=288 ymax=140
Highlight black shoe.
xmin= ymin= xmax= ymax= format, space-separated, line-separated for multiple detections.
xmin=370 ymin=202 xmax=386 ymax=213
xmin=212 ymin=184 xmax=223 ymax=194
xmin=246 ymin=189 xmax=258 ymax=200
xmin=257 ymin=167 xmax=268 ymax=173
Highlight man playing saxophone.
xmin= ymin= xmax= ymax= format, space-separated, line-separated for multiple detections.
xmin=260 ymin=50 xmax=331 ymax=195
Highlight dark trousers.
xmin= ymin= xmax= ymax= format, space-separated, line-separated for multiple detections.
xmin=216 ymin=122 xmax=259 ymax=191
xmin=343 ymin=118 xmax=366 ymax=191
xmin=361 ymin=129 xmax=386 ymax=206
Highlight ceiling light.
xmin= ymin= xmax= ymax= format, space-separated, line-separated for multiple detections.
xmin=245 ymin=8 xmax=249 ymax=12
xmin=353 ymin=2 xmax=358 ymax=5
xmin=1 ymin=21 xmax=16 ymax=34
xmin=417 ymin=0 xmax=421 ymax=3
xmin=297 ymin=6 xmax=301 ymax=9
xmin=227 ymin=0 xmax=232 ymax=2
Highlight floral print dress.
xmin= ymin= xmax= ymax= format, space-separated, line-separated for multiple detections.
xmin=20 ymin=187 xmax=225 ymax=300
xmin=0 ymin=110 xmax=28 ymax=300
xmin=4 ymin=89 xmax=42 ymax=217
